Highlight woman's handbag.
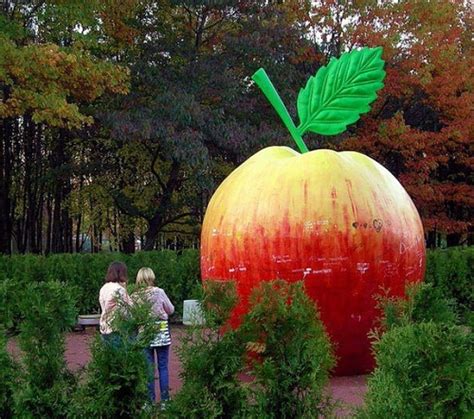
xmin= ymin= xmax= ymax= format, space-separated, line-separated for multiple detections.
xmin=150 ymin=320 xmax=171 ymax=347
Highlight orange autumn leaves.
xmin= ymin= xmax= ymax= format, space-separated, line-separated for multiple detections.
xmin=0 ymin=38 xmax=129 ymax=128
xmin=308 ymin=0 xmax=473 ymax=237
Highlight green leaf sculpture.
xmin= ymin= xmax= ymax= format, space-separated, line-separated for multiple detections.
xmin=252 ymin=47 xmax=386 ymax=153
xmin=297 ymin=47 xmax=385 ymax=136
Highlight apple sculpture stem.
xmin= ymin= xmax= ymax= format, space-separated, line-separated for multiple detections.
xmin=201 ymin=47 xmax=426 ymax=375
xmin=252 ymin=69 xmax=309 ymax=154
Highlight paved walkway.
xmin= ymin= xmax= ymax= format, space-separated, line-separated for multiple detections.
xmin=8 ymin=325 xmax=367 ymax=414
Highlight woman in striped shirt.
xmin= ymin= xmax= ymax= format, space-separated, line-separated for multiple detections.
xmin=134 ymin=267 xmax=174 ymax=404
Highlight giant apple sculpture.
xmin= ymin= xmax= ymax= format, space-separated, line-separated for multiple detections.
xmin=201 ymin=48 xmax=425 ymax=375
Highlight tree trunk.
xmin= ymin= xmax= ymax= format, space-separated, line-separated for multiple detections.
xmin=36 ymin=192 xmax=44 ymax=254
xmin=143 ymin=159 xmax=181 ymax=250
xmin=426 ymin=230 xmax=438 ymax=249
xmin=92 ymin=223 xmax=102 ymax=253
xmin=0 ymin=113 xmax=13 ymax=255
xmin=120 ymin=232 xmax=136 ymax=254
xmin=75 ymin=213 xmax=82 ymax=253
xmin=446 ymin=232 xmax=461 ymax=247
xmin=24 ymin=114 xmax=39 ymax=253
xmin=45 ymin=193 xmax=53 ymax=255
xmin=144 ymin=216 xmax=160 ymax=251
xmin=52 ymin=186 xmax=63 ymax=253
xmin=50 ymin=129 xmax=73 ymax=253
xmin=119 ymin=213 xmax=135 ymax=254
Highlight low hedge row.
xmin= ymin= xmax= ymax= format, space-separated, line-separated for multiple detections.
xmin=0 ymin=250 xmax=200 ymax=330
xmin=425 ymin=247 xmax=473 ymax=325
xmin=0 ymin=247 xmax=472 ymax=330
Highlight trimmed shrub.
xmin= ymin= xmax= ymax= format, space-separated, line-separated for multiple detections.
xmin=425 ymin=247 xmax=473 ymax=325
xmin=73 ymin=292 xmax=160 ymax=418
xmin=73 ymin=336 xmax=151 ymax=418
xmin=0 ymin=330 xmax=15 ymax=418
xmin=410 ymin=283 xmax=459 ymax=325
xmin=167 ymin=281 xmax=247 ymax=418
xmin=376 ymin=282 xmax=458 ymax=333
xmin=174 ymin=249 xmax=202 ymax=303
xmin=359 ymin=322 xmax=474 ymax=418
xmin=13 ymin=281 xmax=78 ymax=418
xmin=241 ymin=280 xmax=335 ymax=418
xmin=0 ymin=278 xmax=22 ymax=331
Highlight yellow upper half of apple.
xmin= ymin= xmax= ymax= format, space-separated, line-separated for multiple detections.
xmin=206 ymin=146 xmax=421 ymax=230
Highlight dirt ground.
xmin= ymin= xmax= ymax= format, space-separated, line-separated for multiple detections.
xmin=8 ymin=325 xmax=367 ymax=415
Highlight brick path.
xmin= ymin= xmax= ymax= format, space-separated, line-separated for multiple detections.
xmin=8 ymin=325 xmax=367 ymax=413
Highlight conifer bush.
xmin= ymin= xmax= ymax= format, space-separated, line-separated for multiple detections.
xmin=425 ymin=247 xmax=473 ymax=325
xmin=168 ymin=280 xmax=336 ymax=418
xmin=362 ymin=272 xmax=473 ymax=418
xmin=0 ymin=278 xmax=21 ymax=331
xmin=241 ymin=280 xmax=335 ymax=418
xmin=167 ymin=281 xmax=247 ymax=419
xmin=73 ymin=336 xmax=151 ymax=418
xmin=0 ymin=330 xmax=15 ymax=419
xmin=73 ymin=291 xmax=160 ymax=418
xmin=376 ymin=282 xmax=458 ymax=332
xmin=359 ymin=322 xmax=473 ymax=418
xmin=13 ymin=281 xmax=77 ymax=418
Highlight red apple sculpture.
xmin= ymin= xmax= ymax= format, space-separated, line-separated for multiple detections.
xmin=200 ymin=47 xmax=425 ymax=375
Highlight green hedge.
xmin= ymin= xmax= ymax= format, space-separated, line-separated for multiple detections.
xmin=425 ymin=247 xmax=473 ymax=325
xmin=12 ymin=281 xmax=78 ymax=417
xmin=359 ymin=322 xmax=473 ymax=418
xmin=0 ymin=247 xmax=472 ymax=330
xmin=0 ymin=250 xmax=200 ymax=330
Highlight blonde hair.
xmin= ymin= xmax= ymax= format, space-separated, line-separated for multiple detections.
xmin=136 ymin=267 xmax=156 ymax=287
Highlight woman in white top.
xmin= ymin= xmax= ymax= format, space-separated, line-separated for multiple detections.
xmin=134 ymin=267 xmax=174 ymax=404
xmin=99 ymin=261 xmax=132 ymax=343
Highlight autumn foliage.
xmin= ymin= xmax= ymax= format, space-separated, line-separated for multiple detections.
xmin=0 ymin=38 xmax=129 ymax=127
xmin=311 ymin=1 xmax=473 ymax=245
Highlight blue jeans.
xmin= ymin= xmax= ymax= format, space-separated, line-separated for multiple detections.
xmin=145 ymin=345 xmax=170 ymax=402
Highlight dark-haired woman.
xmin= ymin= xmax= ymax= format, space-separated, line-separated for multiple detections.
xmin=99 ymin=261 xmax=132 ymax=343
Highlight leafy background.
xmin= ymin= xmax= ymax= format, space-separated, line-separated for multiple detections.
xmin=0 ymin=0 xmax=472 ymax=255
